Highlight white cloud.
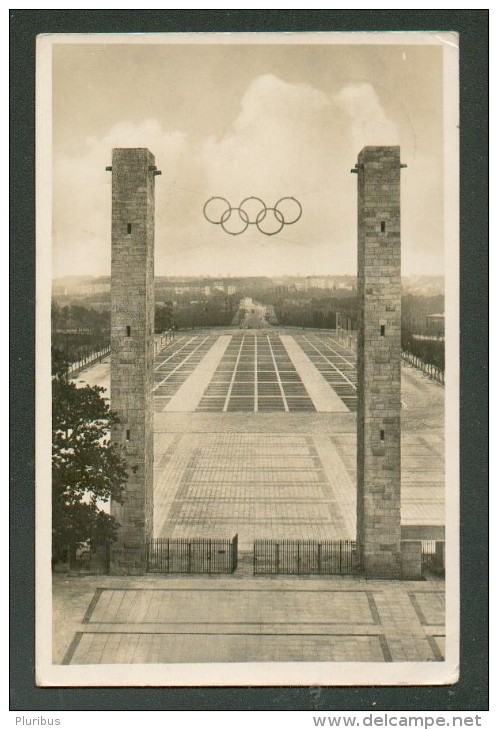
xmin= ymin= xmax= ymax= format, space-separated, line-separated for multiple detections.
xmin=202 ymin=74 xmax=332 ymax=200
xmin=53 ymin=76 xmax=415 ymax=278
xmin=334 ymin=82 xmax=400 ymax=150
xmin=192 ymin=73 xmax=360 ymax=275
xmin=53 ymin=120 xmax=188 ymax=277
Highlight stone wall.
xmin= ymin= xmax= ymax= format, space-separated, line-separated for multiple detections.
xmin=401 ymin=540 xmax=422 ymax=580
xmin=355 ymin=146 xmax=403 ymax=579
xmin=109 ymin=148 xmax=156 ymax=574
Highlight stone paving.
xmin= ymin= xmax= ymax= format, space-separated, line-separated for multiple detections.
xmin=152 ymin=330 xmax=443 ymax=544
xmin=62 ymin=328 xmax=446 ymax=665
xmin=280 ymin=335 xmax=349 ymax=412
xmin=197 ymin=332 xmax=317 ymax=413
xmin=153 ymin=430 xmax=352 ymax=546
xmin=53 ymin=574 xmax=445 ymax=664
xmin=78 ymin=332 xmax=444 ymax=542
xmin=294 ymin=333 xmax=358 ymax=411
xmin=153 ymin=334 xmax=217 ymax=411
xmin=164 ymin=335 xmax=231 ymax=412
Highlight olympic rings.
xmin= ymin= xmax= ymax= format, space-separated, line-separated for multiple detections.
xmin=203 ymin=196 xmax=302 ymax=235
xmin=220 ymin=205 xmax=249 ymax=235
xmin=256 ymin=206 xmax=285 ymax=236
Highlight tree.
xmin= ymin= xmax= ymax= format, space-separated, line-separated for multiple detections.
xmin=52 ymin=350 xmax=128 ymax=564
xmin=155 ymin=301 xmax=173 ymax=333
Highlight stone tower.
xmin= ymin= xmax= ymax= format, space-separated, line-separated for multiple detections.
xmin=354 ymin=146 xmax=404 ymax=579
xmin=108 ymin=148 xmax=160 ymax=574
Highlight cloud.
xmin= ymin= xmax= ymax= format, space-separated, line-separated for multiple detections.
xmin=202 ymin=74 xmax=332 ymax=199
xmin=53 ymin=119 xmax=188 ymax=277
xmin=190 ymin=73 xmax=360 ymax=275
xmin=53 ymin=76 xmax=411 ymax=278
xmin=334 ymin=82 xmax=400 ymax=150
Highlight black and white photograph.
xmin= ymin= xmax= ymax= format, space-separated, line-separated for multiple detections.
xmin=35 ymin=31 xmax=459 ymax=687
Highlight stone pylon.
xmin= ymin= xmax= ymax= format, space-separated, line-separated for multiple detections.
xmin=353 ymin=146 xmax=405 ymax=579
xmin=108 ymin=148 xmax=160 ymax=574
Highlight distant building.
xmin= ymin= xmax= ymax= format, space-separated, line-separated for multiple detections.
xmin=426 ymin=313 xmax=445 ymax=338
xmin=76 ymin=281 xmax=111 ymax=296
xmin=52 ymin=276 xmax=111 ymax=298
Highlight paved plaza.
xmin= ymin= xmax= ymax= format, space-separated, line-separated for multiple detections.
xmin=54 ymin=574 xmax=445 ymax=665
xmin=57 ymin=327 xmax=445 ymax=664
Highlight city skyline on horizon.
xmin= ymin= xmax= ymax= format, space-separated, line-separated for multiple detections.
xmin=51 ymin=271 xmax=444 ymax=283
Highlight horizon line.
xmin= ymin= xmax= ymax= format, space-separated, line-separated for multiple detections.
xmin=51 ymin=272 xmax=445 ymax=280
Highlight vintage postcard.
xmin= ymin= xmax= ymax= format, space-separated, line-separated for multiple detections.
xmin=36 ymin=31 xmax=459 ymax=686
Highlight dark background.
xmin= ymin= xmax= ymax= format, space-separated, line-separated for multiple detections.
xmin=10 ymin=9 xmax=488 ymax=712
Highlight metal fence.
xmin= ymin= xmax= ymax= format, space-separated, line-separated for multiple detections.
xmin=421 ymin=540 xmax=445 ymax=577
xmin=68 ymin=347 xmax=111 ymax=376
xmin=402 ymin=351 xmax=445 ymax=384
xmin=147 ymin=535 xmax=238 ymax=574
xmin=154 ymin=330 xmax=176 ymax=356
xmin=253 ymin=539 xmax=361 ymax=575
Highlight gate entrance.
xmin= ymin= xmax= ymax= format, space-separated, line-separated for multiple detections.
xmin=147 ymin=536 xmax=238 ymax=574
xmin=253 ymin=539 xmax=361 ymax=576
xmin=109 ymin=146 xmax=406 ymax=578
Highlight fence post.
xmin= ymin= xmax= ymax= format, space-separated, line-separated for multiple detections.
xmin=232 ymin=534 xmax=238 ymax=572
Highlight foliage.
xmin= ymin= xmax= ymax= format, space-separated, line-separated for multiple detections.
xmin=172 ymin=293 xmax=238 ymax=328
xmin=52 ymin=352 xmax=128 ymax=562
xmin=400 ymin=294 xmax=445 ymax=372
xmin=275 ymin=295 xmax=357 ymax=329
xmin=51 ymin=301 xmax=110 ymax=363
xmin=401 ymin=329 xmax=445 ymax=371
xmin=155 ymin=302 xmax=174 ymax=333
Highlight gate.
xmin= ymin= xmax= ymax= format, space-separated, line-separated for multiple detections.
xmin=421 ymin=540 xmax=445 ymax=577
xmin=147 ymin=535 xmax=238 ymax=574
xmin=253 ymin=539 xmax=360 ymax=575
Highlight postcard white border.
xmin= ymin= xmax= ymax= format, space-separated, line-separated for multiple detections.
xmin=35 ymin=30 xmax=460 ymax=687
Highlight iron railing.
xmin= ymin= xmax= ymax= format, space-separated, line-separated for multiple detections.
xmin=147 ymin=535 xmax=238 ymax=574
xmin=421 ymin=540 xmax=445 ymax=577
xmin=67 ymin=347 xmax=111 ymax=376
xmin=402 ymin=351 xmax=445 ymax=384
xmin=253 ymin=539 xmax=360 ymax=575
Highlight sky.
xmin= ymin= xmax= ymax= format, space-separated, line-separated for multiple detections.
xmin=50 ymin=37 xmax=448 ymax=278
